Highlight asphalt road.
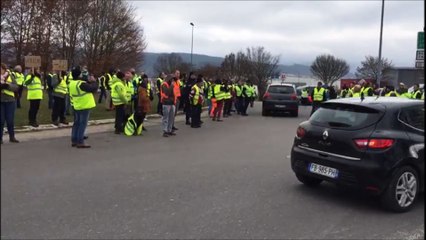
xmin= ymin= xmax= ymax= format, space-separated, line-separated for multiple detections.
xmin=1 ymin=104 xmax=424 ymax=239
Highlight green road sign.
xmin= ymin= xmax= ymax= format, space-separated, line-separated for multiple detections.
xmin=418 ymin=32 xmax=424 ymax=49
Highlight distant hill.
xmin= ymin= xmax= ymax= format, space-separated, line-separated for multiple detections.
xmin=141 ymin=52 xmax=317 ymax=77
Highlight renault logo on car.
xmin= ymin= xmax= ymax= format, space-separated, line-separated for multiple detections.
xmin=322 ymin=130 xmax=329 ymax=140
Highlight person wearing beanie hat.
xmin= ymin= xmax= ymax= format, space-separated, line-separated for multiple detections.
xmin=69 ymin=66 xmax=98 ymax=148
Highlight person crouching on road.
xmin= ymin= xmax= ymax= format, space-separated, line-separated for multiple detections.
xmin=189 ymin=78 xmax=204 ymax=128
xmin=124 ymin=75 xmax=151 ymax=136
xmin=69 ymin=66 xmax=98 ymax=148
xmin=111 ymin=71 xmax=128 ymax=134
xmin=161 ymin=74 xmax=176 ymax=137
xmin=1 ymin=63 xmax=19 ymax=144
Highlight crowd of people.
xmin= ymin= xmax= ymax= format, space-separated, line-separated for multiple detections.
xmin=308 ymin=79 xmax=424 ymax=116
xmin=1 ymin=63 xmax=258 ymax=146
xmin=2 ymin=61 xmax=423 ymax=146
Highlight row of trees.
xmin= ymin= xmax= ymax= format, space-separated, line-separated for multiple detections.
xmin=310 ymin=54 xmax=393 ymax=87
xmin=1 ymin=0 xmax=146 ymax=75
xmin=152 ymin=50 xmax=392 ymax=98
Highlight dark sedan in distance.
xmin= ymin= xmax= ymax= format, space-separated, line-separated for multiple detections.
xmin=262 ymin=83 xmax=299 ymax=117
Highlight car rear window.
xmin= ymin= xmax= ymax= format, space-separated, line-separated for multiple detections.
xmin=310 ymin=103 xmax=384 ymax=129
xmin=268 ymin=86 xmax=295 ymax=94
xmin=399 ymin=105 xmax=424 ymax=131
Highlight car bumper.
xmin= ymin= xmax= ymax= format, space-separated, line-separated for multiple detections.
xmin=263 ymin=100 xmax=298 ymax=112
xmin=290 ymin=144 xmax=392 ymax=194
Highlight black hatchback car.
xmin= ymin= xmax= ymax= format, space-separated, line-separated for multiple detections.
xmin=262 ymin=83 xmax=299 ymax=117
xmin=290 ymin=97 xmax=424 ymax=212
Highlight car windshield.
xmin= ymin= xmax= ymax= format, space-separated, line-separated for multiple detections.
xmin=310 ymin=103 xmax=383 ymax=129
xmin=268 ymin=86 xmax=294 ymax=94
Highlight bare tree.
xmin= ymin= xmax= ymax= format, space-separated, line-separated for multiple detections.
xmin=153 ymin=53 xmax=189 ymax=74
xmin=355 ymin=55 xmax=393 ymax=82
xmin=220 ymin=51 xmax=251 ymax=81
xmin=196 ymin=64 xmax=220 ymax=78
xmin=310 ymin=54 xmax=349 ymax=86
xmin=1 ymin=0 xmax=37 ymax=66
xmin=244 ymin=46 xmax=280 ymax=98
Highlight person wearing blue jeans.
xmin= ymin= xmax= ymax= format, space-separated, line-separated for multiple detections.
xmin=1 ymin=63 xmax=19 ymax=144
xmin=68 ymin=66 xmax=98 ymax=148
xmin=71 ymin=109 xmax=90 ymax=146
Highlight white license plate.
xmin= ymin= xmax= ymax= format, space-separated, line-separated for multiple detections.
xmin=275 ymin=105 xmax=286 ymax=108
xmin=308 ymin=163 xmax=339 ymax=179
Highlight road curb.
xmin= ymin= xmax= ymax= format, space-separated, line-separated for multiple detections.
xmin=9 ymin=107 xmax=208 ymax=134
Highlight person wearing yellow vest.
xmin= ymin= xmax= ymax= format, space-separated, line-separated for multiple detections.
xmin=310 ymin=81 xmax=327 ymax=116
xmin=160 ymin=74 xmax=176 ymax=137
xmin=12 ymin=65 xmax=25 ymax=108
xmin=189 ymin=78 xmax=204 ymax=128
xmin=345 ymin=82 xmax=355 ymax=98
xmin=50 ymin=71 xmax=69 ymax=126
xmin=69 ymin=66 xmax=98 ymax=148
xmin=1 ymin=63 xmax=20 ymax=144
xmin=411 ymin=84 xmax=422 ymax=99
xmin=360 ymin=81 xmax=374 ymax=97
xmin=248 ymin=82 xmax=257 ymax=108
xmin=384 ymin=86 xmax=399 ymax=97
xmin=234 ymin=80 xmax=244 ymax=114
xmin=212 ymin=79 xmax=225 ymax=121
xmin=241 ymin=80 xmax=252 ymax=116
xmin=397 ymin=82 xmax=411 ymax=98
xmin=182 ymin=72 xmax=196 ymax=124
xmin=156 ymin=72 xmax=166 ymax=115
xmin=111 ymin=71 xmax=128 ymax=134
xmin=223 ymin=79 xmax=233 ymax=118
xmin=351 ymin=84 xmax=362 ymax=97
xmin=24 ymin=68 xmax=43 ymax=127
xmin=129 ymin=68 xmax=140 ymax=112
xmin=104 ymin=68 xmax=116 ymax=111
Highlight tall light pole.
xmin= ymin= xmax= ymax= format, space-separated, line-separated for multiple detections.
xmin=190 ymin=22 xmax=194 ymax=71
xmin=377 ymin=0 xmax=385 ymax=88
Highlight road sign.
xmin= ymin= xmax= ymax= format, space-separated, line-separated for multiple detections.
xmin=416 ymin=50 xmax=424 ymax=61
xmin=52 ymin=59 xmax=68 ymax=71
xmin=280 ymin=73 xmax=286 ymax=80
xmin=415 ymin=61 xmax=424 ymax=69
xmin=24 ymin=56 xmax=41 ymax=68
xmin=418 ymin=31 xmax=424 ymax=49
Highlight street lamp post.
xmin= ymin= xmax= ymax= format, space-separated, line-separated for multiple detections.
xmin=190 ymin=22 xmax=194 ymax=71
xmin=377 ymin=0 xmax=385 ymax=88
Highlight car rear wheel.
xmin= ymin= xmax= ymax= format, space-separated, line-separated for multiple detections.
xmin=291 ymin=110 xmax=298 ymax=117
xmin=262 ymin=108 xmax=268 ymax=116
xmin=296 ymin=173 xmax=323 ymax=187
xmin=381 ymin=166 xmax=419 ymax=212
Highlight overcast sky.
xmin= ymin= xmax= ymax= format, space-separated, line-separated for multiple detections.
xmin=131 ymin=1 xmax=424 ymax=72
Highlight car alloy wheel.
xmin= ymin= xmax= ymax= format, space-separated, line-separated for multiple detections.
xmin=395 ymin=172 xmax=417 ymax=208
xmin=381 ymin=166 xmax=418 ymax=212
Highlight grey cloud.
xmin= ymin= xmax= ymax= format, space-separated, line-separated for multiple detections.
xmin=132 ymin=1 xmax=424 ymax=72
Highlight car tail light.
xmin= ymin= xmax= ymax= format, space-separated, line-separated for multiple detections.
xmin=290 ymin=94 xmax=297 ymax=100
xmin=353 ymin=138 xmax=394 ymax=149
xmin=296 ymin=126 xmax=306 ymax=138
xmin=263 ymin=92 xmax=270 ymax=99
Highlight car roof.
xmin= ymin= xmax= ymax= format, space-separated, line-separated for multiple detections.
xmin=296 ymin=85 xmax=316 ymax=89
xmin=324 ymin=97 xmax=424 ymax=111
xmin=269 ymin=83 xmax=295 ymax=87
